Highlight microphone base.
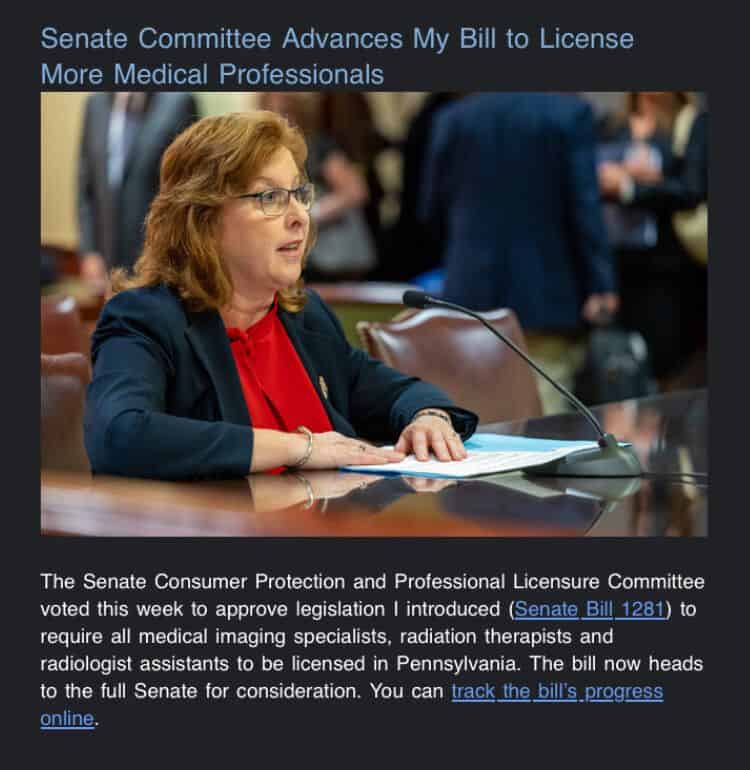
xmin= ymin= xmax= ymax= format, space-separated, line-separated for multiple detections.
xmin=524 ymin=434 xmax=643 ymax=478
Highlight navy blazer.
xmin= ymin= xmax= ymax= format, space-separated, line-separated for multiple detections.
xmin=420 ymin=93 xmax=615 ymax=330
xmin=84 ymin=286 xmax=477 ymax=480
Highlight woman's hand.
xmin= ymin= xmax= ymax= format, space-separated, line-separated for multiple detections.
xmin=403 ymin=476 xmax=458 ymax=493
xmin=312 ymin=151 xmax=370 ymax=224
xmin=302 ymin=431 xmax=404 ymax=470
xmin=305 ymin=470 xmax=382 ymax=500
xmin=80 ymin=251 xmax=109 ymax=292
xmin=623 ymin=158 xmax=663 ymax=184
xmin=394 ymin=412 xmax=468 ymax=462
xmin=598 ymin=162 xmax=628 ymax=197
xmin=582 ymin=292 xmax=620 ymax=324
xmin=246 ymin=471 xmax=381 ymax=512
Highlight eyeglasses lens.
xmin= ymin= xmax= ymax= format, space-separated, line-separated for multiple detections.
xmin=258 ymin=185 xmax=314 ymax=215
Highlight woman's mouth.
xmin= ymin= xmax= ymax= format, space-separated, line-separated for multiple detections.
xmin=278 ymin=240 xmax=303 ymax=254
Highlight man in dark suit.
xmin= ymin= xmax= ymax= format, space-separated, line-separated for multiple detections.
xmin=420 ymin=93 xmax=617 ymax=413
xmin=77 ymin=92 xmax=198 ymax=283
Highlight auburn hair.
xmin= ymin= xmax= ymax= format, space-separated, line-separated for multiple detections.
xmin=111 ymin=110 xmax=313 ymax=312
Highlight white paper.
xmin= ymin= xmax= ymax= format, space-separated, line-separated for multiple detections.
xmin=343 ymin=443 xmax=600 ymax=479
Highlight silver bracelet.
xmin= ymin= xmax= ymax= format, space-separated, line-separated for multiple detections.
xmin=289 ymin=426 xmax=314 ymax=469
xmin=291 ymin=473 xmax=315 ymax=509
xmin=414 ymin=409 xmax=451 ymax=425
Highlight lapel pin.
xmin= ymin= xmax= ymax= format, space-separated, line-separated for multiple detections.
xmin=319 ymin=376 xmax=329 ymax=399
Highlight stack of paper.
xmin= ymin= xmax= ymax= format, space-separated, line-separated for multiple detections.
xmin=343 ymin=434 xmax=599 ymax=479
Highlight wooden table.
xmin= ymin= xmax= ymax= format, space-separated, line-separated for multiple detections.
xmin=41 ymin=390 xmax=707 ymax=537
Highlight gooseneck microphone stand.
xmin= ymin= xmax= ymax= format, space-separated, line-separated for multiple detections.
xmin=402 ymin=291 xmax=643 ymax=478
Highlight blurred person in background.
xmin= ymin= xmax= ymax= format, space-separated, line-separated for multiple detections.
xmin=385 ymin=92 xmax=462 ymax=283
xmin=259 ymin=93 xmax=376 ymax=281
xmin=420 ymin=92 xmax=617 ymax=414
xmin=77 ymin=92 xmax=198 ymax=289
xmin=598 ymin=92 xmax=707 ymax=387
xmin=319 ymin=92 xmax=388 ymax=256
xmin=596 ymin=93 xmax=671 ymax=257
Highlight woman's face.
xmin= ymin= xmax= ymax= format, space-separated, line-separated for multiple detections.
xmin=218 ymin=146 xmax=309 ymax=297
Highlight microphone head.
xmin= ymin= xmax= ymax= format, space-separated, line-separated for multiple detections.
xmin=402 ymin=290 xmax=430 ymax=309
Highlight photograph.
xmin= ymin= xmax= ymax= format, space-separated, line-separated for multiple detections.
xmin=40 ymin=90 xmax=708 ymax=537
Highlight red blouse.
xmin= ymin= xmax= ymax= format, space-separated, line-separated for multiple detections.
xmin=226 ymin=299 xmax=333 ymax=437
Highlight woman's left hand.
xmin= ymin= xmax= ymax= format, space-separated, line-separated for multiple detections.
xmin=394 ymin=412 xmax=468 ymax=462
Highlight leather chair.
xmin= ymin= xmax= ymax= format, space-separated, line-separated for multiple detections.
xmin=41 ymin=295 xmax=87 ymax=355
xmin=41 ymin=353 xmax=91 ymax=473
xmin=357 ymin=307 xmax=543 ymax=424
xmin=40 ymin=243 xmax=80 ymax=277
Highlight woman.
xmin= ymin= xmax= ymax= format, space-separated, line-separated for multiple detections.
xmin=84 ymin=111 xmax=476 ymax=480
xmin=598 ymin=92 xmax=708 ymax=384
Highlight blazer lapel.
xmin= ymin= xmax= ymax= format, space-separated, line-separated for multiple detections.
xmin=279 ymin=310 xmax=355 ymax=436
xmin=185 ymin=309 xmax=250 ymax=426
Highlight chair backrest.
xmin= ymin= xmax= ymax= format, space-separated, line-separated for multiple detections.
xmin=357 ymin=307 xmax=543 ymax=424
xmin=40 ymin=243 xmax=80 ymax=277
xmin=41 ymin=295 xmax=87 ymax=355
xmin=41 ymin=353 xmax=91 ymax=473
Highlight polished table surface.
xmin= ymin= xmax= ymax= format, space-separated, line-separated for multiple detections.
xmin=41 ymin=389 xmax=707 ymax=537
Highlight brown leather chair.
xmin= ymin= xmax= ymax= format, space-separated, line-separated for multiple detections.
xmin=357 ymin=307 xmax=543 ymax=424
xmin=41 ymin=295 xmax=87 ymax=355
xmin=41 ymin=353 xmax=91 ymax=473
xmin=40 ymin=243 xmax=81 ymax=277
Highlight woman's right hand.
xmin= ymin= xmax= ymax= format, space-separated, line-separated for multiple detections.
xmin=299 ymin=431 xmax=404 ymax=470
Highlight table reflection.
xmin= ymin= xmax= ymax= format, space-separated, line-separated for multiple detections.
xmin=41 ymin=390 xmax=707 ymax=537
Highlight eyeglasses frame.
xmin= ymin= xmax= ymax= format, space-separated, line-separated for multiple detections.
xmin=235 ymin=182 xmax=315 ymax=216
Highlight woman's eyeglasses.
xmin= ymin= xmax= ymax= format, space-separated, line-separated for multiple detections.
xmin=236 ymin=183 xmax=315 ymax=216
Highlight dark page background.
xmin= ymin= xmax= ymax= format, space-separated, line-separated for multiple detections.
xmin=18 ymin=2 xmax=740 ymax=764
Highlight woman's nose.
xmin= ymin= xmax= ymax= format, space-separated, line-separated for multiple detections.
xmin=285 ymin=194 xmax=309 ymax=228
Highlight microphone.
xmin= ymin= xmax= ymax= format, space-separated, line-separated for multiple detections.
xmin=402 ymin=291 xmax=642 ymax=478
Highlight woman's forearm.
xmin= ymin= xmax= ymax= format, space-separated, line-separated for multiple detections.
xmin=250 ymin=428 xmax=309 ymax=472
